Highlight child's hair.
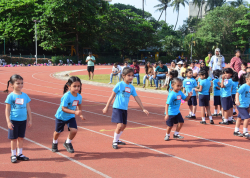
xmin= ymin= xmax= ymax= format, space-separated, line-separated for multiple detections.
xmin=198 ymin=70 xmax=208 ymax=79
xmin=245 ymin=72 xmax=250 ymax=79
xmin=167 ymin=70 xmax=178 ymax=91
xmin=63 ymin=76 xmax=82 ymax=94
xmin=231 ymin=72 xmax=239 ymax=82
xmin=213 ymin=69 xmax=222 ymax=79
xmin=239 ymin=73 xmax=247 ymax=87
xmin=185 ymin=68 xmax=193 ymax=75
xmin=171 ymin=78 xmax=182 ymax=87
xmin=222 ymin=68 xmax=234 ymax=75
xmin=154 ymin=62 xmax=158 ymax=66
xmin=4 ymin=74 xmax=23 ymax=93
xmin=122 ymin=67 xmax=134 ymax=76
xmin=241 ymin=61 xmax=247 ymax=70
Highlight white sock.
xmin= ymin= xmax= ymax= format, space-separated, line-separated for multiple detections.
xmin=17 ymin=148 xmax=22 ymax=156
xmin=224 ymin=119 xmax=228 ymax=122
xmin=113 ymin=132 xmax=119 ymax=143
xmin=192 ymin=113 xmax=195 ymax=116
xmin=189 ymin=112 xmax=193 ymax=115
xmin=53 ymin=139 xmax=58 ymax=144
xmin=11 ymin=150 xmax=16 ymax=156
xmin=228 ymin=116 xmax=232 ymax=121
xmin=235 ymin=127 xmax=239 ymax=132
xmin=209 ymin=116 xmax=213 ymax=121
xmin=66 ymin=138 xmax=72 ymax=143
xmin=243 ymin=128 xmax=248 ymax=133
xmin=174 ymin=131 xmax=179 ymax=135
xmin=219 ymin=111 xmax=222 ymax=114
xmin=117 ymin=131 xmax=123 ymax=142
xmin=233 ymin=108 xmax=235 ymax=112
xmin=214 ymin=109 xmax=217 ymax=114
xmin=166 ymin=133 xmax=170 ymax=136
xmin=202 ymin=117 xmax=205 ymax=121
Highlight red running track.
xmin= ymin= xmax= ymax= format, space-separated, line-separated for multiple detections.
xmin=0 ymin=66 xmax=249 ymax=178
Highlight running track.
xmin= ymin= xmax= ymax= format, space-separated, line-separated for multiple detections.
xmin=0 ymin=66 xmax=249 ymax=178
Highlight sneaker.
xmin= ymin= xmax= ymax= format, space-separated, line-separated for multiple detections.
xmin=210 ymin=120 xmax=214 ymax=124
xmin=112 ymin=142 xmax=118 ymax=149
xmin=164 ymin=135 xmax=170 ymax=141
xmin=219 ymin=121 xmax=229 ymax=125
xmin=142 ymin=84 xmax=145 ymax=88
xmin=218 ymin=113 xmax=222 ymax=116
xmin=200 ymin=121 xmax=207 ymax=124
xmin=228 ymin=120 xmax=235 ymax=124
xmin=52 ymin=143 xmax=58 ymax=152
xmin=17 ymin=154 xmax=29 ymax=161
xmin=243 ymin=132 xmax=250 ymax=138
xmin=234 ymin=131 xmax=243 ymax=137
xmin=63 ymin=141 xmax=74 ymax=153
xmin=185 ymin=114 xmax=192 ymax=118
xmin=117 ymin=140 xmax=126 ymax=145
xmin=191 ymin=115 xmax=196 ymax=119
xmin=233 ymin=112 xmax=237 ymax=115
xmin=11 ymin=155 xmax=17 ymax=163
xmin=173 ymin=134 xmax=184 ymax=139
xmin=211 ymin=114 xmax=218 ymax=117
xmin=108 ymin=82 xmax=112 ymax=84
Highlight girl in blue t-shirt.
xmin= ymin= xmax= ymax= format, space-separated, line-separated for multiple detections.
xmin=166 ymin=70 xmax=178 ymax=92
xmin=235 ymin=73 xmax=250 ymax=138
xmin=5 ymin=74 xmax=32 ymax=163
xmin=103 ymin=67 xmax=149 ymax=149
xmin=52 ymin=76 xmax=85 ymax=154
xmin=231 ymin=72 xmax=239 ymax=116
xmin=164 ymin=78 xmax=192 ymax=141
xmin=212 ymin=69 xmax=222 ymax=117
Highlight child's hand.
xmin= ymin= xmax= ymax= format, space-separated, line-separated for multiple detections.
xmin=7 ymin=122 xmax=14 ymax=130
xmin=75 ymin=110 xmax=82 ymax=116
xmin=27 ymin=120 xmax=32 ymax=128
xmin=80 ymin=115 xmax=86 ymax=120
xmin=143 ymin=109 xmax=149 ymax=116
xmin=221 ymin=74 xmax=226 ymax=79
xmin=188 ymin=92 xmax=193 ymax=97
xmin=235 ymin=101 xmax=240 ymax=106
xmin=103 ymin=107 xmax=108 ymax=114
xmin=165 ymin=115 xmax=169 ymax=121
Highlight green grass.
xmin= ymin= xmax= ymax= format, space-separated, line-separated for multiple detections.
xmin=76 ymin=74 xmax=168 ymax=90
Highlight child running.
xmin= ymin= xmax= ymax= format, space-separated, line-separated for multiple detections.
xmin=164 ymin=78 xmax=192 ymax=141
xmin=212 ymin=69 xmax=222 ymax=116
xmin=235 ymin=73 xmax=250 ymax=138
xmin=183 ymin=69 xmax=198 ymax=119
xmin=52 ymin=76 xmax=85 ymax=153
xmin=195 ymin=70 xmax=214 ymax=124
xmin=5 ymin=74 xmax=32 ymax=163
xmin=231 ymin=72 xmax=239 ymax=115
xmin=103 ymin=67 xmax=149 ymax=149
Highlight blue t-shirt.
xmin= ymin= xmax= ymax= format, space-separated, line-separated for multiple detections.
xmin=213 ymin=79 xmax=221 ymax=96
xmin=55 ymin=91 xmax=82 ymax=121
xmin=237 ymin=84 xmax=250 ymax=108
xmin=220 ymin=79 xmax=233 ymax=97
xmin=113 ymin=81 xmax=137 ymax=110
xmin=207 ymin=76 xmax=212 ymax=82
xmin=5 ymin=92 xmax=31 ymax=121
xmin=199 ymin=79 xmax=211 ymax=95
xmin=183 ymin=78 xmax=197 ymax=96
xmin=232 ymin=81 xmax=238 ymax=95
xmin=166 ymin=91 xmax=187 ymax=115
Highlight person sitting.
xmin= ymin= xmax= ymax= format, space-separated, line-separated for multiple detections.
xmin=176 ymin=61 xmax=183 ymax=80
xmin=189 ymin=61 xmax=199 ymax=79
xmin=143 ymin=62 xmax=154 ymax=88
xmin=109 ymin=63 xmax=121 ymax=84
xmin=130 ymin=59 xmax=140 ymax=86
xmin=180 ymin=62 xmax=188 ymax=79
xmin=154 ymin=61 xmax=168 ymax=90
xmin=121 ymin=62 xmax=130 ymax=73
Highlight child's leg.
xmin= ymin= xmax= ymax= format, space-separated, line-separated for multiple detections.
xmin=235 ymin=118 xmax=241 ymax=132
xmin=201 ymin=106 xmax=205 ymax=120
xmin=11 ymin=139 xmax=17 ymax=156
xmin=113 ymin=123 xmax=124 ymax=143
xmin=175 ymin=123 xmax=183 ymax=133
xmin=205 ymin=106 xmax=213 ymax=121
xmin=67 ymin=128 xmax=78 ymax=142
xmin=188 ymin=105 xmax=193 ymax=115
xmin=166 ymin=126 xmax=173 ymax=135
xmin=243 ymin=119 xmax=249 ymax=133
xmin=192 ymin=105 xmax=197 ymax=115
xmin=214 ymin=105 xmax=218 ymax=114
xmin=224 ymin=110 xmax=229 ymax=121
xmin=53 ymin=131 xmax=60 ymax=143
xmin=17 ymin=137 xmax=23 ymax=155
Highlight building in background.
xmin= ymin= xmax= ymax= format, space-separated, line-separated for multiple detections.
xmin=189 ymin=1 xmax=208 ymax=19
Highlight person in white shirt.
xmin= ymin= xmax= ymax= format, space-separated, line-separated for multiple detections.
xmin=109 ymin=63 xmax=121 ymax=84
xmin=121 ymin=62 xmax=130 ymax=73
xmin=189 ymin=61 xmax=200 ymax=79
xmin=209 ymin=48 xmax=225 ymax=76
xmin=86 ymin=52 xmax=96 ymax=80
xmin=176 ymin=61 xmax=183 ymax=80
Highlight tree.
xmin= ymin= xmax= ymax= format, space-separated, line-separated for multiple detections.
xmin=171 ymin=0 xmax=188 ymax=30
xmin=154 ymin=0 xmax=172 ymax=22
xmin=192 ymin=0 xmax=205 ymax=18
xmin=229 ymin=0 xmax=248 ymax=7
xmin=205 ymin=0 xmax=226 ymax=11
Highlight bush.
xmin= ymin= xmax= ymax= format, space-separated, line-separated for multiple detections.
xmin=158 ymin=55 xmax=175 ymax=63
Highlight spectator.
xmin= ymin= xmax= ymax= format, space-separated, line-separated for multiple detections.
xmin=169 ymin=61 xmax=177 ymax=72
xmin=200 ymin=61 xmax=209 ymax=72
xmin=121 ymin=62 xmax=130 ymax=73
xmin=143 ymin=62 xmax=154 ymax=88
xmin=230 ymin=49 xmax=242 ymax=73
xmin=180 ymin=62 xmax=188 ymax=78
xmin=86 ymin=52 xmax=96 ymax=80
xmin=176 ymin=61 xmax=183 ymax=80
xmin=189 ymin=61 xmax=200 ymax=78
xmin=205 ymin=52 xmax=212 ymax=66
xmin=109 ymin=63 xmax=121 ymax=84
xmin=130 ymin=59 xmax=140 ymax=85
xmin=154 ymin=61 xmax=168 ymax=90
xmin=238 ymin=61 xmax=247 ymax=79
xmin=209 ymin=48 xmax=225 ymax=73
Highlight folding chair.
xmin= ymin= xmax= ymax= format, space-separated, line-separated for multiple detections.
xmin=113 ymin=75 xmax=119 ymax=84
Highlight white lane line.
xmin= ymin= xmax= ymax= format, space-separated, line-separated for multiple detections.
xmin=0 ymin=125 xmax=111 ymax=178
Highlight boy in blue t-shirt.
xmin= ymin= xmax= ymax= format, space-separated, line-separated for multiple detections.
xmin=183 ymin=69 xmax=197 ymax=119
xmin=231 ymin=72 xmax=239 ymax=115
xmin=164 ymin=78 xmax=192 ymax=141
xmin=212 ymin=69 xmax=222 ymax=116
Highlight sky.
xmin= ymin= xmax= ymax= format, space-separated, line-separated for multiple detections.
xmin=110 ymin=0 xmax=250 ymax=29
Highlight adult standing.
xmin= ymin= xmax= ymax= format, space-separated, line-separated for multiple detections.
xmin=176 ymin=61 xmax=183 ymax=80
xmin=86 ymin=52 xmax=96 ymax=80
xmin=189 ymin=61 xmax=200 ymax=78
xmin=209 ymin=48 xmax=225 ymax=73
xmin=205 ymin=52 xmax=212 ymax=66
xmin=154 ymin=61 xmax=168 ymax=90
xmin=230 ymin=49 xmax=242 ymax=73
xmin=130 ymin=59 xmax=140 ymax=85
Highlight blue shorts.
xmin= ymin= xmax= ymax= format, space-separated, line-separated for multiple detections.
xmin=112 ymin=108 xmax=127 ymax=125
xmin=199 ymin=95 xmax=210 ymax=106
xmin=188 ymin=96 xmax=197 ymax=106
xmin=166 ymin=113 xmax=184 ymax=127
xmin=232 ymin=94 xmax=236 ymax=105
xmin=221 ymin=96 xmax=233 ymax=111
xmin=55 ymin=118 xmax=77 ymax=133
xmin=8 ymin=120 xmax=27 ymax=139
xmin=237 ymin=106 xmax=250 ymax=120
xmin=214 ymin=96 xmax=221 ymax=106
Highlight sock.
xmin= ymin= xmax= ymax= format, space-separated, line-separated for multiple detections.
xmin=228 ymin=116 xmax=232 ymax=121
xmin=189 ymin=112 xmax=193 ymax=115
xmin=214 ymin=109 xmax=217 ymax=114
xmin=66 ymin=138 xmax=72 ymax=143
xmin=209 ymin=116 xmax=213 ymax=121
xmin=174 ymin=131 xmax=179 ymax=135
xmin=11 ymin=150 xmax=16 ymax=156
xmin=113 ymin=132 xmax=119 ymax=143
xmin=192 ymin=113 xmax=195 ymax=116
xmin=233 ymin=108 xmax=235 ymax=112
xmin=243 ymin=128 xmax=248 ymax=133
xmin=202 ymin=117 xmax=205 ymax=121
xmin=53 ymin=139 xmax=58 ymax=144
xmin=235 ymin=127 xmax=239 ymax=132
xmin=17 ymin=148 xmax=22 ymax=156
xmin=224 ymin=119 xmax=228 ymax=122
xmin=219 ymin=111 xmax=222 ymax=114
xmin=117 ymin=131 xmax=123 ymax=142
xmin=166 ymin=133 xmax=170 ymax=136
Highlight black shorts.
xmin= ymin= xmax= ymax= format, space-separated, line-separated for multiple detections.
xmin=232 ymin=94 xmax=236 ymax=105
xmin=8 ymin=120 xmax=27 ymax=139
xmin=111 ymin=108 xmax=127 ymax=125
xmin=237 ymin=106 xmax=250 ymax=120
xmin=214 ymin=95 xmax=221 ymax=106
xmin=199 ymin=94 xmax=210 ymax=106
xmin=166 ymin=113 xmax=184 ymax=127
xmin=188 ymin=96 xmax=197 ymax=106
xmin=87 ymin=66 xmax=95 ymax=73
xmin=55 ymin=118 xmax=77 ymax=133
xmin=221 ymin=96 xmax=233 ymax=111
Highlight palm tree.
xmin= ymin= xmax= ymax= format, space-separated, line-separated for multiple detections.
xmin=205 ymin=0 xmax=226 ymax=11
xmin=154 ymin=0 xmax=172 ymax=22
xmin=172 ymin=0 xmax=188 ymax=30
xmin=229 ymin=0 xmax=248 ymax=7
xmin=192 ymin=0 xmax=205 ymax=19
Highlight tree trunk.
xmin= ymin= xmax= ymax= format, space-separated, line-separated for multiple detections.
xmin=157 ymin=9 xmax=164 ymax=22
xmin=197 ymin=6 xmax=201 ymax=18
xmin=165 ymin=7 xmax=166 ymax=23
xmin=142 ymin=0 xmax=144 ymax=18
xmin=76 ymin=31 xmax=79 ymax=61
xmin=174 ymin=11 xmax=179 ymax=30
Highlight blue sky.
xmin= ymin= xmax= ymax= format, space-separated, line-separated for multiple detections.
xmin=110 ymin=0 xmax=250 ymax=29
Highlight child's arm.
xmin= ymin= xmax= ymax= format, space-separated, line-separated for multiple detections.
xmin=5 ymin=104 xmax=13 ymax=130
xmin=235 ymin=93 xmax=240 ymax=106
xmin=134 ymin=96 xmax=149 ymax=116
xmin=103 ymin=91 xmax=116 ymax=114
xmin=77 ymin=104 xmax=85 ymax=120
xmin=220 ymin=75 xmax=226 ymax=88
xmin=26 ymin=103 xmax=32 ymax=128
xmin=164 ymin=104 xmax=169 ymax=121
xmin=195 ymin=85 xmax=203 ymax=92
xmin=184 ymin=91 xmax=192 ymax=101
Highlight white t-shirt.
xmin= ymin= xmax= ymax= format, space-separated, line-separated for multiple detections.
xmin=121 ymin=65 xmax=130 ymax=73
xmin=112 ymin=66 xmax=120 ymax=74
xmin=190 ymin=66 xmax=200 ymax=74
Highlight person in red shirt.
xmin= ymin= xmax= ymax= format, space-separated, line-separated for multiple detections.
xmin=130 ymin=59 xmax=140 ymax=85
xmin=230 ymin=49 xmax=242 ymax=73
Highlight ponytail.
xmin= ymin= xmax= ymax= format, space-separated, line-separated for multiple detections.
xmin=63 ymin=76 xmax=82 ymax=94
xmin=4 ymin=74 xmax=23 ymax=93
xmin=4 ymin=80 xmax=10 ymax=93
xmin=63 ymin=83 xmax=69 ymax=94
xmin=167 ymin=77 xmax=174 ymax=91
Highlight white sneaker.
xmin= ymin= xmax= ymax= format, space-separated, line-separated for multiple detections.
xmin=108 ymin=82 xmax=112 ymax=84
